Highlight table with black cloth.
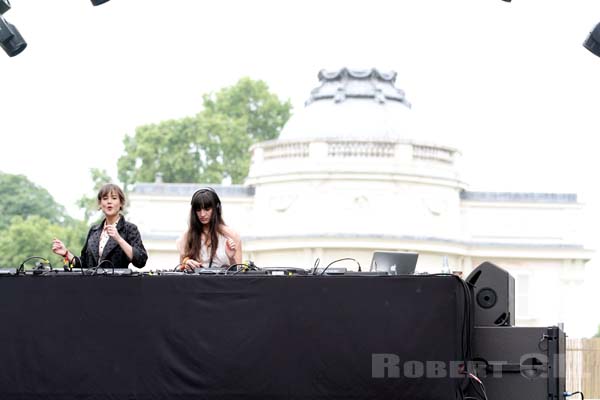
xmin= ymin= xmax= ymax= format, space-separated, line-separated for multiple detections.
xmin=0 ymin=274 xmax=468 ymax=400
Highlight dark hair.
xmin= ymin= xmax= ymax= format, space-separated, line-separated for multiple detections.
xmin=97 ymin=183 xmax=126 ymax=211
xmin=184 ymin=188 xmax=226 ymax=264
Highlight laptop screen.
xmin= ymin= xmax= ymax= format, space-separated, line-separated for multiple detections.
xmin=370 ymin=252 xmax=419 ymax=275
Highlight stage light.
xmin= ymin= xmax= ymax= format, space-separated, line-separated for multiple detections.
xmin=0 ymin=15 xmax=26 ymax=57
xmin=584 ymin=22 xmax=600 ymax=57
xmin=90 ymin=0 xmax=111 ymax=5
xmin=0 ymin=0 xmax=11 ymax=15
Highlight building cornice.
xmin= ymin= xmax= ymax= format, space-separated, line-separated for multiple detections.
xmin=461 ymin=191 xmax=577 ymax=204
xmin=142 ymin=231 xmax=590 ymax=260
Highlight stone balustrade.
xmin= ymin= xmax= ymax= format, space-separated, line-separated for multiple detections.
xmin=253 ymin=139 xmax=457 ymax=164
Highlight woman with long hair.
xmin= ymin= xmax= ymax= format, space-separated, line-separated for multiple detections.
xmin=176 ymin=187 xmax=242 ymax=270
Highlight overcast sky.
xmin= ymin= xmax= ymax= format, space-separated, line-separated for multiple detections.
xmin=1 ymin=1 xmax=599 ymax=333
xmin=2 ymin=0 xmax=600 ymax=212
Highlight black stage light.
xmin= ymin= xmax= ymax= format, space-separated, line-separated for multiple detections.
xmin=584 ymin=22 xmax=600 ymax=57
xmin=90 ymin=0 xmax=111 ymax=5
xmin=0 ymin=0 xmax=10 ymax=15
xmin=0 ymin=15 xmax=26 ymax=57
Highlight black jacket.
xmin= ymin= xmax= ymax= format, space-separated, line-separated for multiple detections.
xmin=77 ymin=216 xmax=148 ymax=269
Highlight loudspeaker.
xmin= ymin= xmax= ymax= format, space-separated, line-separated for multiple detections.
xmin=470 ymin=326 xmax=566 ymax=400
xmin=466 ymin=262 xmax=515 ymax=326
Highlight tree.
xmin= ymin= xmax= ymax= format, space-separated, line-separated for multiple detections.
xmin=594 ymin=324 xmax=600 ymax=338
xmin=202 ymin=77 xmax=292 ymax=142
xmin=117 ymin=77 xmax=292 ymax=187
xmin=0 ymin=172 xmax=71 ymax=230
xmin=0 ymin=215 xmax=87 ymax=268
xmin=118 ymin=116 xmax=223 ymax=187
xmin=0 ymin=172 xmax=89 ymax=268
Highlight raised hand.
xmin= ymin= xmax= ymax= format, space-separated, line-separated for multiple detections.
xmin=225 ymin=237 xmax=237 ymax=259
xmin=51 ymin=238 xmax=67 ymax=256
xmin=105 ymin=225 xmax=122 ymax=242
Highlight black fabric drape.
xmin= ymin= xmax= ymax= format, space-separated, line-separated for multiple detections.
xmin=0 ymin=275 xmax=466 ymax=400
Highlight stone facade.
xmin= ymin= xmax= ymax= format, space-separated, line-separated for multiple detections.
xmin=127 ymin=68 xmax=591 ymax=336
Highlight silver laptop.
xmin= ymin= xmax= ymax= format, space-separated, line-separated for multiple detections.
xmin=370 ymin=252 xmax=419 ymax=275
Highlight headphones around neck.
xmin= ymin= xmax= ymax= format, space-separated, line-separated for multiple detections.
xmin=191 ymin=187 xmax=221 ymax=212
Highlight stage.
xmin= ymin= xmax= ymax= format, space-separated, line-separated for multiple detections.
xmin=0 ymin=274 xmax=469 ymax=400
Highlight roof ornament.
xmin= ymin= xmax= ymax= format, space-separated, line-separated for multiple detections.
xmin=306 ymin=67 xmax=411 ymax=108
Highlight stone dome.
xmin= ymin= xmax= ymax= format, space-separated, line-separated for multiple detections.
xmin=278 ymin=67 xmax=413 ymax=141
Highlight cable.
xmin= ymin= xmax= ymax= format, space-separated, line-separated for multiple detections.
xmin=420 ymin=273 xmax=476 ymax=398
xmin=311 ymin=258 xmax=320 ymax=275
xmin=319 ymin=257 xmax=361 ymax=275
xmin=493 ymin=312 xmax=510 ymax=326
xmin=173 ymin=263 xmax=183 ymax=272
xmin=70 ymin=256 xmax=84 ymax=275
xmin=17 ymin=256 xmax=53 ymax=274
xmin=98 ymin=259 xmax=115 ymax=275
xmin=423 ymin=273 xmax=474 ymax=370
xmin=565 ymin=391 xmax=585 ymax=400
xmin=467 ymin=373 xmax=488 ymax=400
xmin=230 ymin=261 xmax=260 ymax=275
xmin=226 ymin=263 xmax=245 ymax=274
xmin=89 ymin=259 xmax=115 ymax=275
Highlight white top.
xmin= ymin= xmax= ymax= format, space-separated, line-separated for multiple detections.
xmin=99 ymin=218 xmax=120 ymax=257
xmin=176 ymin=232 xmax=231 ymax=267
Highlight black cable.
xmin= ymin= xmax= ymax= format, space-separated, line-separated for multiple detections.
xmin=311 ymin=258 xmax=320 ymax=275
xmin=173 ymin=263 xmax=183 ymax=272
xmin=227 ymin=263 xmax=246 ymax=274
xmin=467 ymin=373 xmax=488 ymax=400
xmin=319 ymin=257 xmax=360 ymax=275
xmin=17 ymin=256 xmax=53 ymax=274
xmin=100 ymin=259 xmax=115 ymax=275
xmin=230 ymin=262 xmax=260 ymax=275
xmin=565 ymin=391 xmax=585 ymax=400
xmin=493 ymin=312 xmax=510 ymax=326
xmin=89 ymin=259 xmax=115 ymax=275
xmin=423 ymin=273 xmax=475 ymax=397
xmin=425 ymin=273 xmax=473 ymax=368
xmin=69 ymin=256 xmax=84 ymax=275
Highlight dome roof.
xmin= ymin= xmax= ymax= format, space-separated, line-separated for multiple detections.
xmin=278 ymin=67 xmax=413 ymax=141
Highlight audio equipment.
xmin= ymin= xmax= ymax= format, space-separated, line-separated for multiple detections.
xmin=471 ymin=326 xmax=566 ymax=400
xmin=0 ymin=268 xmax=17 ymax=276
xmin=466 ymin=261 xmax=515 ymax=326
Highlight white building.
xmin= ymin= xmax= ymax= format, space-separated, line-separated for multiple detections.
xmin=128 ymin=68 xmax=591 ymax=335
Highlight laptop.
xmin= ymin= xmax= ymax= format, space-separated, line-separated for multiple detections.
xmin=370 ymin=252 xmax=419 ymax=275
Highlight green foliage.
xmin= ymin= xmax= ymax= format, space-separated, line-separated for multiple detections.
xmin=594 ymin=324 xmax=600 ymax=338
xmin=117 ymin=77 xmax=292 ymax=187
xmin=0 ymin=215 xmax=87 ymax=268
xmin=76 ymin=168 xmax=114 ymax=223
xmin=0 ymin=172 xmax=71 ymax=230
xmin=0 ymin=172 xmax=88 ymax=268
xmin=202 ymin=77 xmax=292 ymax=142
xmin=118 ymin=116 xmax=223 ymax=187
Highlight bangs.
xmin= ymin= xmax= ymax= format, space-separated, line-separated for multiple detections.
xmin=192 ymin=190 xmax=217 ymax=211
xmin=97 ymin=183 xmax=125 ymax=204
